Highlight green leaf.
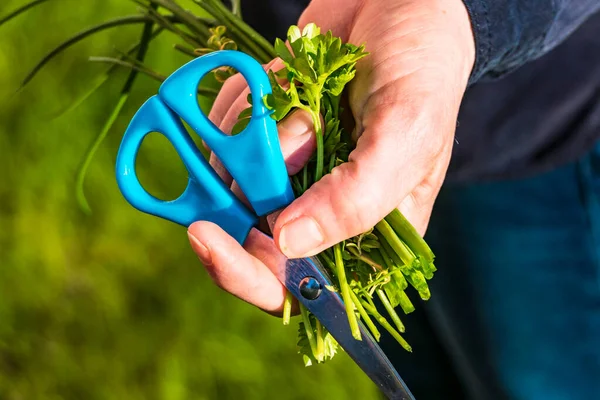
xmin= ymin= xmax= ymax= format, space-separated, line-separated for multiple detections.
xmin=302 ymin=22 xmax=320 ymax=39
xmin=231 ymin=106 xmax=252 ymax=135
xmin=274 ymin=67 xmax=289 ymax=80
xmin=262 ymin=70 xmax=299 ymax=121
xmin=325 ymin=65 xmax=357 ymax=96
xmin=297 ymin=315 xmax=339 ymax=366
xmin=297 ymin=321 xmax=316 ymax=367
xmin=237 ymin=106 xmax=253 ymax=119
xmin=322 ymin=329 xmax=340 ymax=358
xmin=231 ymin=117 xmax=250 ymax=135
xmin=322 ymin=108 xmax=341 ymax=159
xmin=287 ymin=25 xmax=302 ymax=42
xmin=291 ymin=56 xmax=317 ymax=82
xmin=274 ymin=38 xmax=293 ymax=64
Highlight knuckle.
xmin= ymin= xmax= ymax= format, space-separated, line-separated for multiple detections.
xmin=411 ymin=177 xmax=441 ymax=209
xmin=422 ymin=133 xmax=445 ymax=160
xmin=205 ymin=252 xmax=239 ymax=291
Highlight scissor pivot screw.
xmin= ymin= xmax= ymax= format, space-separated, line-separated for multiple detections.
xmin=299 ymin=277 xmax=322 ymax=300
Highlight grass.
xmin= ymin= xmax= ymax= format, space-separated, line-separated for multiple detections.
xmin=0 ymin=0 xmax=379 ymax=398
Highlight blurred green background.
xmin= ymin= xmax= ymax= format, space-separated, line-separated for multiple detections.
xmin=0 ymin=1 xmax=379 ymax=398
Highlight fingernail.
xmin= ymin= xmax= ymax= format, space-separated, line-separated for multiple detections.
xmin=279 ymin=110 xmax=313 ymax=137
xmin=187 ymin=231 xmax=213 ymax=265
xmin=279 ymin=216 xmax=324 ymax=257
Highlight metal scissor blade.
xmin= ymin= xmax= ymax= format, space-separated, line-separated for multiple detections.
xmin=285 ymin=257 xmax=415 ymax=400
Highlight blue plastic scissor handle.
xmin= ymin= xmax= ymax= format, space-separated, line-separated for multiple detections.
xmin=115 ymin=50 xmax=295 ymax=244
xmin=115 ymin=95 xmax=257 ymax=244
xmin=158 ymin=50 xmax=294 ymax=216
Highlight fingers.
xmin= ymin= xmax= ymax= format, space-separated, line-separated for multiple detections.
xmin=276 ymin=110 xmax=321 ymax=175
xmin=187 ymin=110 xmax=317 ymax=314
xmin=188 ymin=222 xmax=289 ymax=314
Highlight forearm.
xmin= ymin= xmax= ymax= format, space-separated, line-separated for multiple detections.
xmin=462 ymin=0 xmax=600 ymax=84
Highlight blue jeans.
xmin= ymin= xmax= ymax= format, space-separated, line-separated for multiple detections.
xmin=383 ymin=143 xmax=600 ymax=399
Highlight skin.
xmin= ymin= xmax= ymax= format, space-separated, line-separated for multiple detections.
xmin=187 ymin=0 xmax=476 ymax=315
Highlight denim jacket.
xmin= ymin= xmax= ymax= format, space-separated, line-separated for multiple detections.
xmin=239 ymin=0 xmax=600 ymax=182
xmin=451 ymin=0 xmax=600 ymax=182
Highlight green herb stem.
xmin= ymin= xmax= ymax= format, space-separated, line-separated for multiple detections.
xmin=397 ymin=290 xmax=415 ymax=314
xmin=204 ymin=0 xmax=275 ymax=59
xmin=89 ymin=57 xmax=166 ymax=82
xmin=377 ymin=246 xmax=393 ymax=269
xmin=375 ymin=220 xmax=416 ymax=266
xmin=377 ymin=230 xmax=403 ymax=266
xmin=291 ymin=175 xmax=303 ymax=195
xmin=349 ymin=290 xmax=380 ymax=341
xmin=315 ymin=319 xmax=325 ymax=361
xmin=302 ymin=165 xmax=308 ymax=192
xmin=328 ymin=153 xmax=336 ymax=174
xmin=391 ymin=270 xmax=408 ymax=291
xmin=311 ymin=106 xmax=325 ymax=182
xmin=376 ymin=289 xmax=405 ymax=333
xmin=173 ymin=43 xmax=199 ymax=58
xmin=231 ymin=0 xmax=242 ymax=18
xmin=147 ymin=0 xmax=211 ymax=39
xmin=417 ymin=255 xmax=437 ymax=279
xmin=89 ymin=56 xmax=219 ymax=97
xmin=142 ymin=4 xmax=204 ymax=47
xmin=334 ymin=243 xmax=361 ymax=340
xmin=76 ymin=93 xmax=128 ymax=213
xmin=195 ymin=0 xmax=271 ymax=62
xmin=317 ymin=251 xmax=335 ymax=271
xmin=283 ymin=290 xmax=293 ymax=325
xmin=385 ymin=209 xmax=434 ymax=262
xmin=346 ymin=246 xmax=383 ymax=272
xmin=361 ymin=301 xmax=412 ymax=352
xmin=299 ymin=304 xmax=319 ymax=360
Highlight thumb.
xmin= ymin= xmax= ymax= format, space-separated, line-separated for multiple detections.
xmin=272 ymin=97 xmax=450 ymax=258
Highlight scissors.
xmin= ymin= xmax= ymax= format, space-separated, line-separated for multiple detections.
xmin=115 ymin=49 xmax=415 ymax=400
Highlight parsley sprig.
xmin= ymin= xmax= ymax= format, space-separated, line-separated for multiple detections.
xmin=267 ymin=24 xmax=367 ymax=182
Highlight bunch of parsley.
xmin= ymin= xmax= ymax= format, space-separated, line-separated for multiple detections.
xmin=235 ymin=24 xmax=438 ymax=365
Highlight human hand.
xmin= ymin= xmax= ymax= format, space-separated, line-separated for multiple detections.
xmin=188 ymin=0 xmax=475 ymax=314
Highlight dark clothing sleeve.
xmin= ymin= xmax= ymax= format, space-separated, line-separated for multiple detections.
xmin=463 ymin=0 xmax=600 ymax=84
